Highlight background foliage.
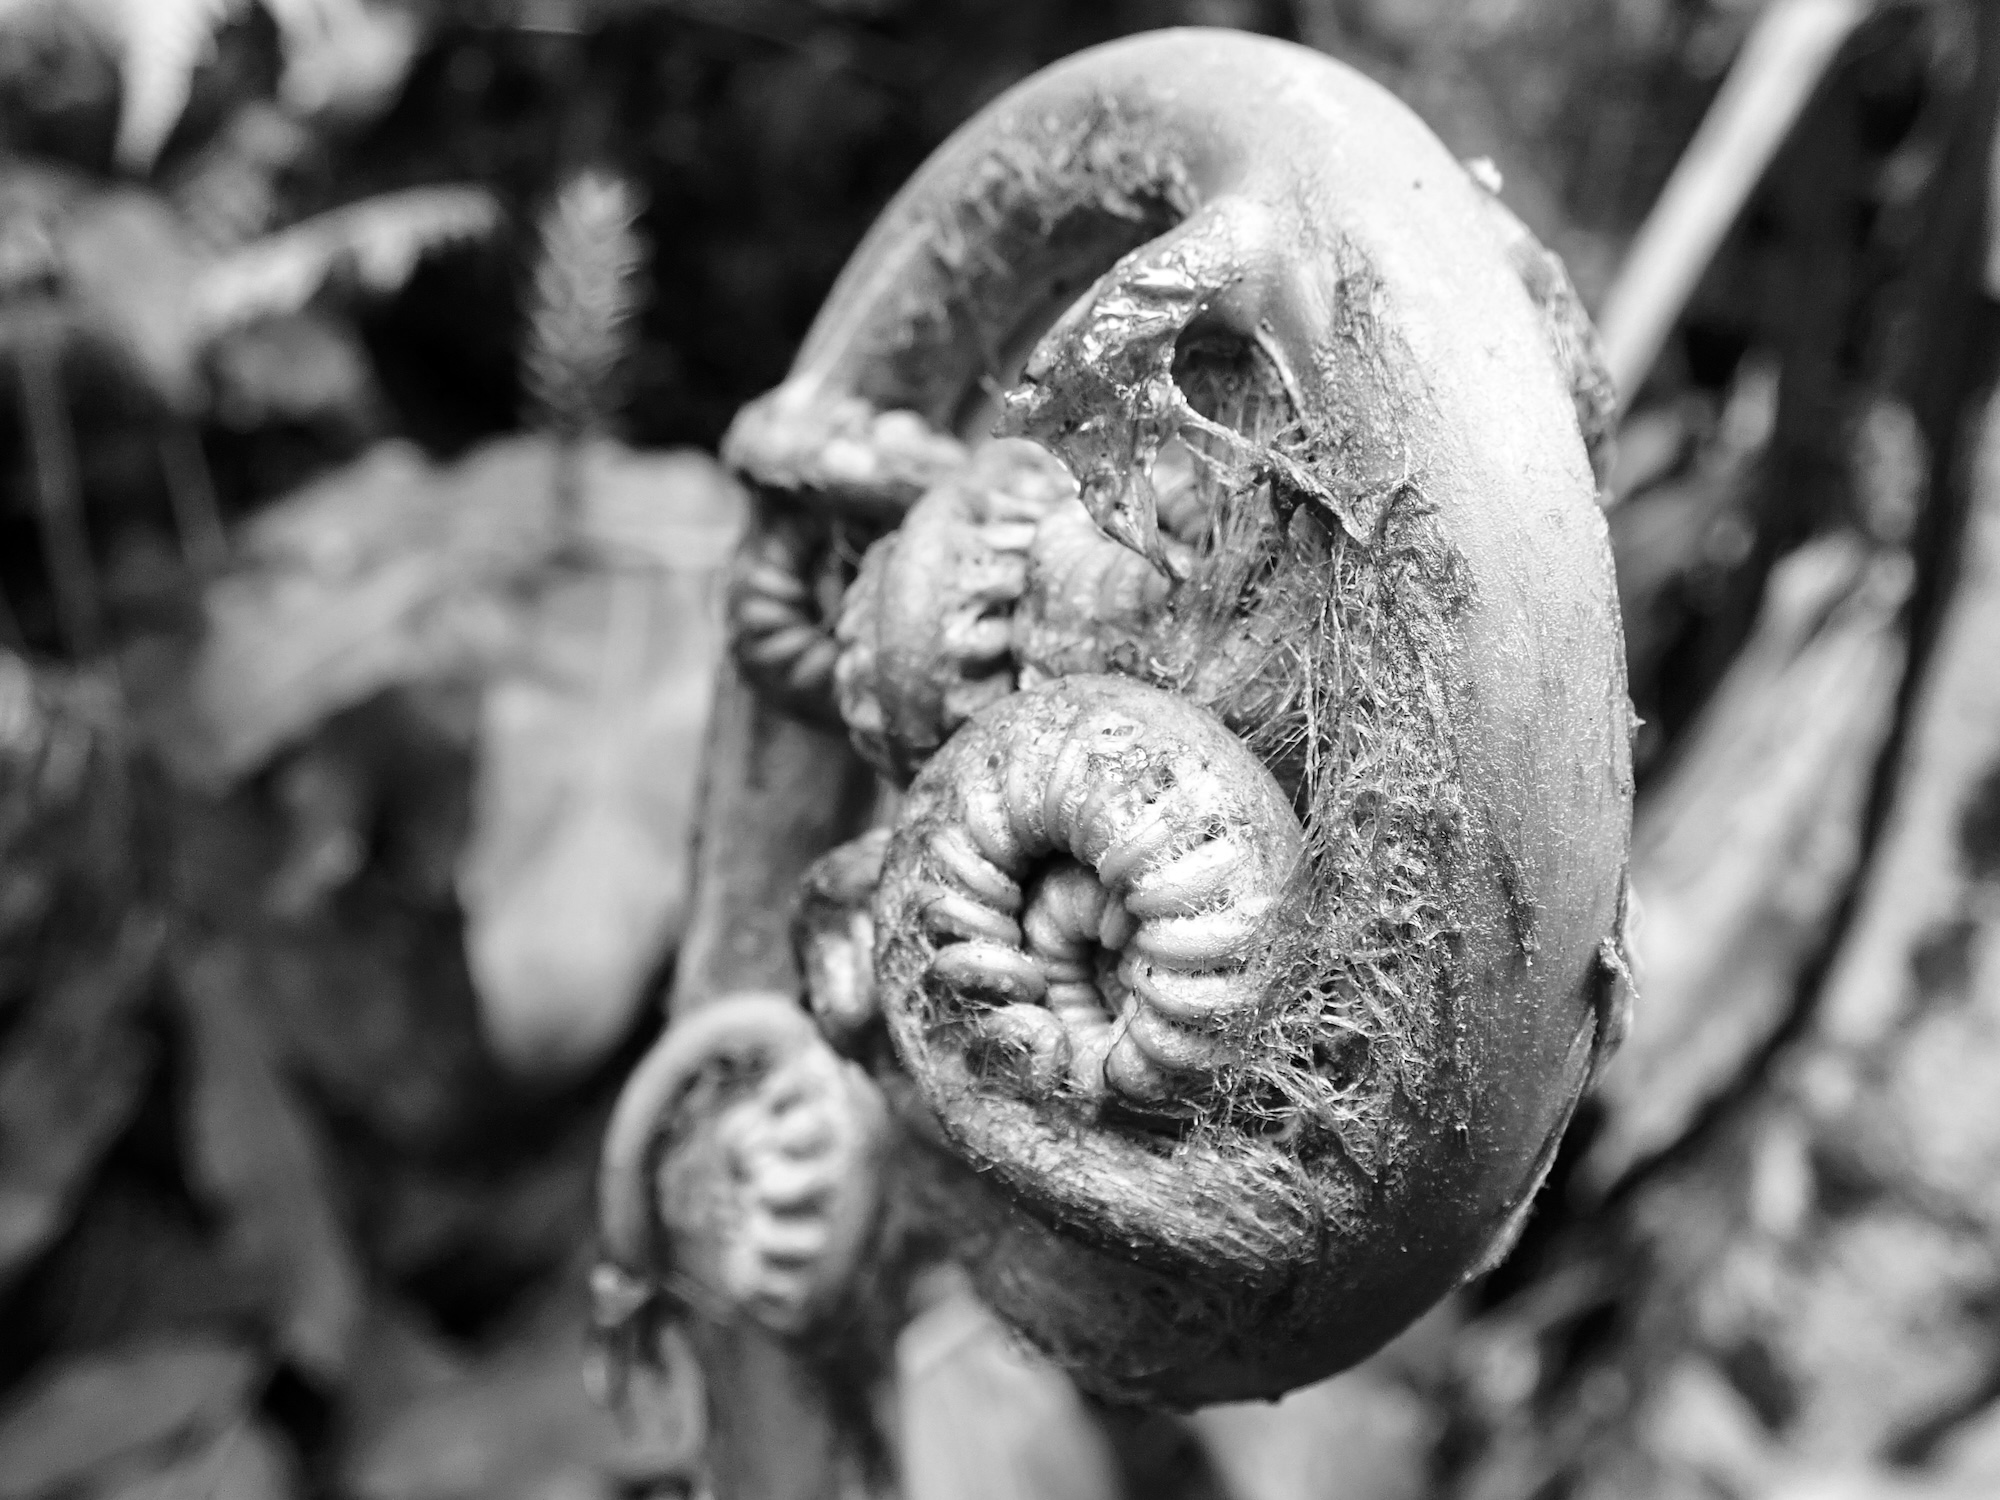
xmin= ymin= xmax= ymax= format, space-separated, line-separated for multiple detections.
xmin=0 ymin=2 xmax=1994 ymax=1499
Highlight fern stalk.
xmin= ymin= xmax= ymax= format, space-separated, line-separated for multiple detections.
xmin=18 ymin=335 xmax=98 ymax=657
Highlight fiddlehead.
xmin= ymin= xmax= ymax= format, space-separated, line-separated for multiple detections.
xmin=794 ymin=828 xmax=890 ymax=1056
xmin=833 ymin=439 xmax=1073 ymax=780
xmin=727 ymin=29 xmax=1637 ymax=1409
xmin=878 ymin=676 xmax=1303 ymax=1110
xmin=726 ymin=516 xmax=857 ymax=722
xmin=722 ymin=390 xmax=968 ymax=717
xmin=716 ymin=57 xmax=1215 ymax=723
xmin=597 ymin=994 xmax=889 ymax=1341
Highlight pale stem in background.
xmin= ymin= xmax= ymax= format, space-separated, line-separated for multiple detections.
xmin=1597 ymin=0 xmax=1870 ymax=405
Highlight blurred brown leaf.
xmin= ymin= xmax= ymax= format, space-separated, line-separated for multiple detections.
xmin=1585 ymin=533 xmax=1910 ymax=1187
xmin=168 ymin=436 xmax=742 ymax=1075
xmin=171 ymin=938 xmax=366 ymax=1381
xmin=1190 ymin=1366 xmax=1438 ymax=1500
xmin=0 ymin=655 xmax=131 ymax=1008
xmin=168 ymin=438 xmax=559 ymax=782
xmin=0 ymin=1336 xmax=261 ymax=1500
xmin=236 ymin=877 xmax=498 ymax=1156
xmin=93 ymin=1420 xmax=301 ymax=1500
xmin=0 ymin=914 xmax=162 ymax=1290
xmin=459 ymin=444 xmax=743 ymax=1075
xmin=55 ymin=187 xmax=208 ymax=406
xmin=342 ymin=1288 xmax=696 ymax=1500
xmin=19 ymin=1176 xmax=272 ymax=1358
xmin=896 ymin=1276 xmax=1123 ymax=1500
xmin=269 ymin=0 xmax=422 ymax=124
xmin=208 ymin=312 xmax=383 ymax=434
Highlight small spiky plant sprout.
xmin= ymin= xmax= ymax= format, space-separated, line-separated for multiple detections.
xmin=715 ymin=30 xmax=1637 ymax=1408
xmin=521 ymin=168 xmax=649 ymax=525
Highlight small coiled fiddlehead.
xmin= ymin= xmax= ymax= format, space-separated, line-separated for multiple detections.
xmin=596 ymin=993 xmax=888 ymax=1340
xmin=877 ymin=676 xmax=1303 ymax=1109
xmin=726 ymin=517 xmax=856 ymax=722
xmin=833 ymin=439 xmax=1075 ymax=780
xmin=721 ymin=374 xmax=971 ymax=717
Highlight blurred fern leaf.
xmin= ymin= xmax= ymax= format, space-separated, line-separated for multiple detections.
xmin=190 ymin=185 xmax=503 ymax=337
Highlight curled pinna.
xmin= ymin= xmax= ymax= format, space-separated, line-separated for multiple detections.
xmin=596 ymin=993 xmax=889 ymax=1341
xmin=722 ymin=364 xmax=970 ymax=718
xmin=877 ymin=677 xmax=1306 ymax=1111
xmin=773 ymin=29 xmax=1635 ymax=1406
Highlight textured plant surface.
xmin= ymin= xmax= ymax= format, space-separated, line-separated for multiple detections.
xmin=731 ymin=29 xmax=1637 ymax=1406
xmin=876 ymin=676 xmax=1305 ymax=1110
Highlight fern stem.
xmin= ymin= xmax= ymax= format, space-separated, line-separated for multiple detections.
xmin=159 ymin=423 xmax=229 ymax=575
xmin=0 ymin=580 xmax=25 ymax=654
xmin=18 ymin=337 xmax=98 ymax=657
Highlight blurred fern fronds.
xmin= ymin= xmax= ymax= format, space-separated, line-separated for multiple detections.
xmin=105 ymin=0 xmax=236 ymax=172
xmin=0 ymin=0 xmax=421 ymax=172
xmin=261 ymin=0 xmax=419 ymax=121
xmin=521 ymin=169 xmax=649 ymax=445
xmin=190 ymin=185 xmax=504 ymax=338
